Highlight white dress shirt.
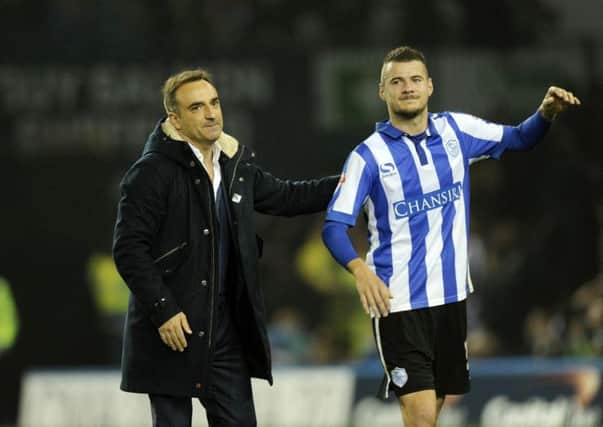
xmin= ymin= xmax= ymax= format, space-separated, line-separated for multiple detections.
xmin=187 ymin=142 xmax=222 ymax=199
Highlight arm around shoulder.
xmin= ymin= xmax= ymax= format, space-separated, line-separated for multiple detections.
xmin=253 ymin=167 xmax=340 ymax=216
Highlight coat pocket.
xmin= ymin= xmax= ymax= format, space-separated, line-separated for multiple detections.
xmin=153 ymin=241 xmax=188 ymax=275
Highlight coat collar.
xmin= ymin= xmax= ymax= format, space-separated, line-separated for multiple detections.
xmin=160 ymin=119 xmax=239 ymax=159
xmin=142 ymin=118 xmax=241 ymax=167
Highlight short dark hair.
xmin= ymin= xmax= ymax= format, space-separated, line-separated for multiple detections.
xmin=162 ymin=69 xmax=215 ymax=113
xmin=383 ymin=46 xmax=426 ymax=65
xmin=380 ymin=46 xmax=428 ymax=83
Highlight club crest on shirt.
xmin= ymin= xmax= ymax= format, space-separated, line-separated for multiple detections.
xmin=391 ymin=367 xmax=408 ymax=388
xmin=445 ymin=139 xmax=460 ymax=158
xmin=379 ymin=162 xmax=397 ymax=177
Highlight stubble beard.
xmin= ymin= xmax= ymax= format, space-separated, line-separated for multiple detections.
xmin=394 ymin=109 xmax=421 ymax=120
xmin=391 ymin=97 xmax=427 ymax=120
xmin=391 ymin=103 xmax=427 ymax=120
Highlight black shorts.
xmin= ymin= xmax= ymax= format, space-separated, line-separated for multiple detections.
xmin=373 ymin=300 xmax=470 ymax=399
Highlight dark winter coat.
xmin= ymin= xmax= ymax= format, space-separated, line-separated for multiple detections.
xmin=113 ymin=119 xmax=338 ymax=396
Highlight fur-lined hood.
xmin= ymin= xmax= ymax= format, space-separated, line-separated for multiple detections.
xmin=142 ymin=118 xmax=240 ymax=165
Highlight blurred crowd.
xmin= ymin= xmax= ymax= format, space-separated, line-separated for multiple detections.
xmin=3 ymin=0 xmax=565 ymax=61
xmin=1 ymin=4 xmax=602 ymax=423
xmin=523 ymin=274 xmax=603 ymax=357
xmin=1 ymin=1 xmax=603 ymax=423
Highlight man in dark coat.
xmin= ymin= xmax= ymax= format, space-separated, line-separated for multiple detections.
xmin=112 ymin=69 xmax=338 ymax=427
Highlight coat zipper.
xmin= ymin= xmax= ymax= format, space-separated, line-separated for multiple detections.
xmin=207 ymin=189 xmax=216 ymax=349
xmin=228 ymin=145 xmax=245 ymax=196
xmin=153 ymin=242 xmax=188 ymax=263
xmin=210 ymin=145 xmax=244 ymax=349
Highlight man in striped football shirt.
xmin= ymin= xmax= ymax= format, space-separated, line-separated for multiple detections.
xmin=322 ymin=46 xmax=580 ymax=427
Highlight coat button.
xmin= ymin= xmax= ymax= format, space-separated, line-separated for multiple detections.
xmin=194 ymin=178 xmax=201 ymax=184
xmin=238 ymin=176 xmax=244 ymax=182
xmin=189 ymin=160 xmax=196 ymax=167
xmin=201 ymin=280 xmax=207 ymax=287
xmin=202 ymin=228 xmax=210 ymax=236
xmin=198 ymin=331 xmax=205 ymax=337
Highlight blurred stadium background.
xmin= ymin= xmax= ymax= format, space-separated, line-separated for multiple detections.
xmin=1 ymin=0 xmax=602 ymax=426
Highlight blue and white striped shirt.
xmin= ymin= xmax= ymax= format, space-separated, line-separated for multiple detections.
xmin=325 ymin=111 xmax=549 ymax=312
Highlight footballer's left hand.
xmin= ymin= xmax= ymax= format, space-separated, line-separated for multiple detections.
xmin=539 ymin=86 xmax=581 ymax=121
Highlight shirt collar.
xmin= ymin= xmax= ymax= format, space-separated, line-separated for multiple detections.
xmin=375 ymin=114 xmax=436 ymax=140
xmin=187 ymin=141 xmax=222 ymax=166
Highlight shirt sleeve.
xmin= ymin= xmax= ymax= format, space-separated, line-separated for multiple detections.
xmin=325 ymin=149 xmax=374 ymax=226
xmin=501 ymin=111 xmax=551 ymax=152
xmin=448 ymin=111 xmax=551 ymax=164
xmin=321 ymin=221 xmax=359 ymax=267
xmin=448 ymin=112 xmax=507 ymax=163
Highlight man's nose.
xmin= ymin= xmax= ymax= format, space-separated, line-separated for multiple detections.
xmin=204 ymin=106 xmax=216 ymax=118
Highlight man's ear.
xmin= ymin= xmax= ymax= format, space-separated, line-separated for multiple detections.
xmin=427 ymin=77 xmax=434 ymax=98
xmin=168 ymin=112 xmax=181 ymax=130
xmin=378 ymin=84 xmax=385 ymax=101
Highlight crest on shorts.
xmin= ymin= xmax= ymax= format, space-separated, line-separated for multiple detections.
xmin=391 ymin=367 xmax=408 ymax=388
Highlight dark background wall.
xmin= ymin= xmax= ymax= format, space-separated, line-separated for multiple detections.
xmin=1 ymin=0 xmax=602 ymax=423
